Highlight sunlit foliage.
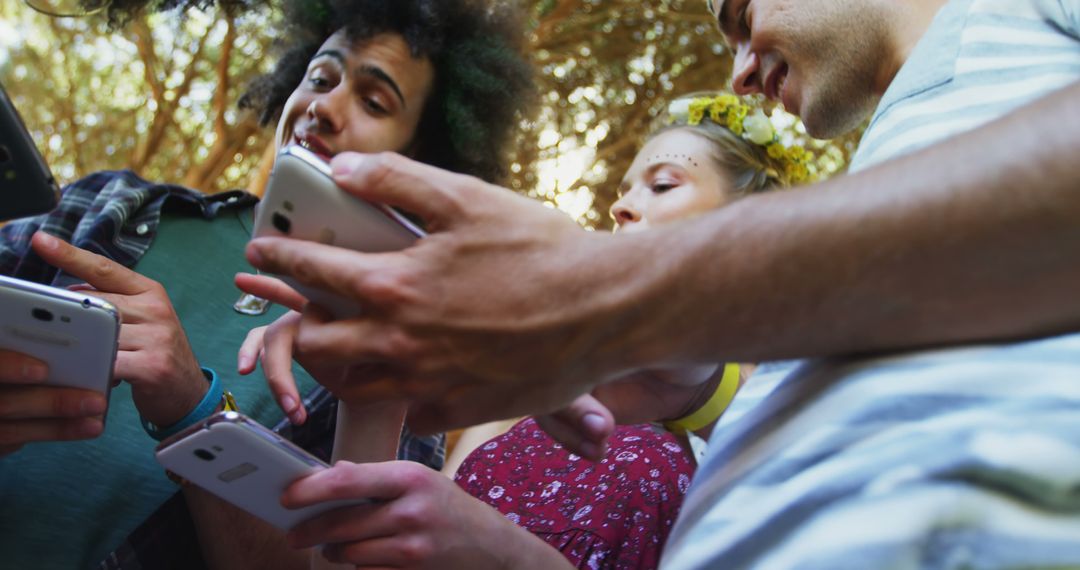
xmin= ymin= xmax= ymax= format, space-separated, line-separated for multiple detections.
xmin=1 ymin=0 xmax=861 ymax=229
xmin=1 ymin=1 xmax=278 ymax=193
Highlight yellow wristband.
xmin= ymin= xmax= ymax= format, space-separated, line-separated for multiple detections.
xmin=663 ymin=363 xmax=740 ymax=435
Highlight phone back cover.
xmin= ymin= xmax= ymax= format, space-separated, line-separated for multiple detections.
xmin=252 ymin=147 xmax=422 ymax=317
xmin=0 ymin=277 xmax=118 ymax=395
xmin=156 ymin=421 xmax=366 ymax=530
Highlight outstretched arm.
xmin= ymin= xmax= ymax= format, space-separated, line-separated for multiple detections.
xmin=244 ymin=81 xmax=1080 ymax=432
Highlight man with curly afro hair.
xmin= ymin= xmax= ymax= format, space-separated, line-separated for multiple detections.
xmin=0 ymin=1 xmax=533 ymax=568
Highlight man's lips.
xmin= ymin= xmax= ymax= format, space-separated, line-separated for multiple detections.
xmin=293 ymin=134 xmax=333 ymax=161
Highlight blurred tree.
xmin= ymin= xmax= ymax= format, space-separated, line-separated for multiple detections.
xmin=518 ymin=0 xmax=861 ymax=230
xmin=0 ymin=1 xmax=278 ymax=194
xmin=0 ymin=0 xmax=860 ymax=230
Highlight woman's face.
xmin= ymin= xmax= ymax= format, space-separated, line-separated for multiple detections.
xmin=611 ymin=128 xmax=735 ymax=232
xmin=275 ymin=31 xmax=435 ymax=158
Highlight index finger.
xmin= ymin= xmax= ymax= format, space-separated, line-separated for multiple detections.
xmin=245 ymin=237 xmax=397 ymax=307
xmin=31 ymin=232 xmax=151 ymax=296
xmin=282 ymin=461 xmax=410 ymax=509
xmin=330 ymin=152 xmax=468 ymax=232
xmin=233 ymin=273 xmax=308 ymax=312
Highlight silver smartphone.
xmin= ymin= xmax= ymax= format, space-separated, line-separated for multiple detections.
xmin=0 ymin=82 xmax=60 ymax=221
xmin=251 ymin=145 xmax=425 ymax=318
xmin=0 ymin=274 xmax=119 ymax=398
xmin=155 ymin=411 xmax=369 ymax=530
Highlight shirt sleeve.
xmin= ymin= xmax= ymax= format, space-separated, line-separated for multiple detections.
xmin=1038 ymin=0 xmax=1080 ymax=38
xmin=0 ymin=213 xmax=47 ymax=278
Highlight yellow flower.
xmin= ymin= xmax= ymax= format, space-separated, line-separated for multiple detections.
xmin=709 ymin=102 xmax=726 ymax=124
xmin=766 ymin=142 xmax=785 ymax=159
xmin=717 ymin=94 xmax=739 ymax=107
xmin=726 ymin=112 xmax=745 ymax=135
xmin=687 ymin=99 xmax=710 ymax=126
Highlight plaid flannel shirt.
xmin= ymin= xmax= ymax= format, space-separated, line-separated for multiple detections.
xmin=0 ymin=170 xmax=445 ymax=570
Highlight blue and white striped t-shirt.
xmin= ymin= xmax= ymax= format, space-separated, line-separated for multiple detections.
xmin=662 ymin=1 xmax=1080 ymax=568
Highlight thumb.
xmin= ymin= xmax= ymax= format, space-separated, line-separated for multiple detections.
xmin=534 ymin=394 xmax=615 ymax=461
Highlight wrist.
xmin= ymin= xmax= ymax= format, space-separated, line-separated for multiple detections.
xmin=142 ymin=367 xmax=233 ymax=441
xmin=587 ymin=229 xmax=699 ymax=380
xmin=132 ymin=365 xmax=211 ymax=427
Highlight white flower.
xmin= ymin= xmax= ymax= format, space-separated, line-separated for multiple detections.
xmin=667 ymin=99 xmax=692 ymax=121
xmin=743 ymin=109 xmax=775 ymax=145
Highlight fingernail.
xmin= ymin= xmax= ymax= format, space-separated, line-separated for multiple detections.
xmin=36 ymin=232 xmax=58 ymax=250
xmin=290 ymin=408 xmax=306 ymax=425
xmin=22 ymin=362 xmax=48 ymax=382
xmin=237 ymin=354 xmax=252 ymax=372
xmin=81 ymin=396 xmax=107 ymax=415
xmin=247 ymin=244 xmax=264 ymax=267
xmin=280 ymin=395 xmax=297 ymax=412
xmin=582 ymin=413 xmax=606 ymax=437
xmin=79 ymin=419 xmax=104 ymax=438
xmin=330 ymin=153 xmax=360 ymax=177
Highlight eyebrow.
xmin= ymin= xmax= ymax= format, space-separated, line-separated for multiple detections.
xmin=310 ymin=50 xmax=408 ymax=109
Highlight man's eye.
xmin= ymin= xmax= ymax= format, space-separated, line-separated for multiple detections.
xmin=364 ymin=98 xmax=389 ymax=116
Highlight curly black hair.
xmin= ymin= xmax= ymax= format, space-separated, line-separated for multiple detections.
xmin=83 ymin=0 xmax=534 ymax=183
xmin=239 ymin=0 xmax=535 ymax=184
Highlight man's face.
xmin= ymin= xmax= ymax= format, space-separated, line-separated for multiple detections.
xmin=711 ymin=0 xmax=889 ymax=138
xmin=275 ymin=31 xmax=435 ymax=159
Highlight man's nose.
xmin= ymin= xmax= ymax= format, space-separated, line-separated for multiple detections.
xmin=731 ymin=43 xmax=762 ymax=96
xmin=308 ymin=89 xmax=346 ymax=133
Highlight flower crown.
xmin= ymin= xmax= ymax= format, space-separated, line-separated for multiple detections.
xmin=666 ymin=94 xmax=815 ymax=184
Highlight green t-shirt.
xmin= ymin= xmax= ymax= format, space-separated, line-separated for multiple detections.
xmin=0 ymin=206 xmax=316 ymax=569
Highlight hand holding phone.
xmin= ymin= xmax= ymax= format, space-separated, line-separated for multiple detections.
xmin=0 ymin=274 xmax=118 ymax=452
xmin=251 ymin=146 xmax=424 ymax=318
xmin=155 ymin=411 xmax=368 ymax=530
xmin=0 ymin=274 xmax=119 ymax=395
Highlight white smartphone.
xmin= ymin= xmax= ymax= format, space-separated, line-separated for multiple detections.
xmin=155 ymin=411 xmax=369 ymax=530
xmin=0 ymin=274 xmax=119 ymax=398
xmin=0 ymin=82 xmax=60 ymax=221
xmin=252 ymin=145 xmax=425 ymax=318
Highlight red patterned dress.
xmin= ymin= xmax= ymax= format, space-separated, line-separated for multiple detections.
xmin=453 ymin=418 xmax=696 ymax=569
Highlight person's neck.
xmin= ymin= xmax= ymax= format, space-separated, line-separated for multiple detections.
xmin=874 ymin=0 xmax=951 ymax=96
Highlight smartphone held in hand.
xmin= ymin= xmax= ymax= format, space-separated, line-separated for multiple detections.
xmin=155 ymin=411 xmax=368 ymax=530
xmin=251 ymin=145 xmax=425 ymax=317
xmin=0 ymin=275 xmax=120 ymax=398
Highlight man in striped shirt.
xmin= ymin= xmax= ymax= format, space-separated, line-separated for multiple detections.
xmin=659 ymin=1 xmax=1080 ymax=568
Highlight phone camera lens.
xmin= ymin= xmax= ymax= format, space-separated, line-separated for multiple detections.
xmin=194 ymin=449 xmax=216 ymax=461
xmin=31 ymin=308 xmax=53 ymax=322
xmin=272 ymin=212 xmax=292 ymax=234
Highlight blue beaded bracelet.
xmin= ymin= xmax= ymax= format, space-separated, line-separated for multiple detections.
xmin=142 ymin=367 xmax=223 ymax=442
